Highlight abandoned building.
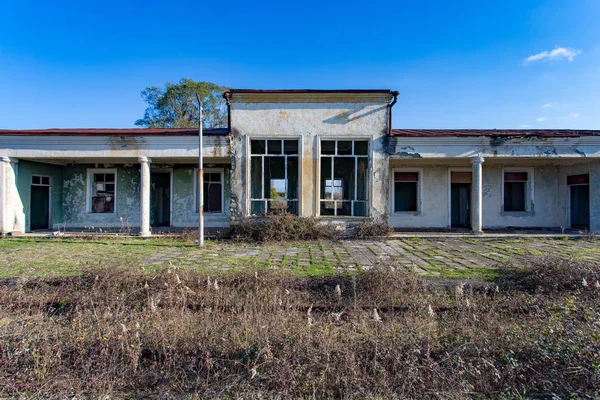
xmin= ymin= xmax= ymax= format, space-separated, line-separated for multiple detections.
xmin=0 ymin=89 xmax=599 ymax=236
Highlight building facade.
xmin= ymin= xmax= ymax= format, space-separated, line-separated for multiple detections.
xmin=0 ymin=89 xmax=598 ymax=235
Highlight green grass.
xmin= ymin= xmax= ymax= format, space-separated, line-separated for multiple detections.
xmin=0 ymin=236 xmax=597 ymax=281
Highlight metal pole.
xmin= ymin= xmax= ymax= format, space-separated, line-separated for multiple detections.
xmin=196 ymin=93 xmax=204 ymax=246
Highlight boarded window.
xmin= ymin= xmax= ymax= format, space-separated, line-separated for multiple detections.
xmin=320 ymin=140 xmax=369 ymax=216
xmin=91 ymin=172 xmax=115 ymax=213
xmin=503 ymin=171 xmax=527 ymax=212
xmin=197 ymin=171 xmax=223 ymax=213
xmin=250 ymin=139 xmax=299 ymax=215
xmin=394 ymin=171 xmax=419 ymax=212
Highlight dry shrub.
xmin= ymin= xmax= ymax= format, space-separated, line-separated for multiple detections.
xmin=1 ymin=259 xmax=599 ymax=398
xmin=355 ymin=218 xmax=392 ymax=238
xmin=230 ymin=213 xmax=340 ymax=242
xmin=500 ymin=256 xmax=600 ymax=293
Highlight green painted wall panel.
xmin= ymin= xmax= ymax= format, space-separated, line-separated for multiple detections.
xmin=16 ymin=160 xmax=64 ymax=231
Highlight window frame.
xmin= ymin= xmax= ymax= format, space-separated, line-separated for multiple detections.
xmin=501 ymin=167 xmax=534 ymax=214
xmin=391 ymin=168 xmax=423 ymax=215
xmin=247 ymin=137 xmax=301 ymax=216
xmin=318 ymin=138 xmax=371 ymax=217
xmin=86 ymin=168 xmax=117 ymax=214
xmin=194 ymin=168 xmax=225 ymax=215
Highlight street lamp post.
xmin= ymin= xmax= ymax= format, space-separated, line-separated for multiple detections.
xmin=196 ymin=93 xmax=204 ymax=246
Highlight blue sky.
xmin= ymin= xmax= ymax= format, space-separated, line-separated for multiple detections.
xmin=0 ymin=0 xmax=598 ymax=129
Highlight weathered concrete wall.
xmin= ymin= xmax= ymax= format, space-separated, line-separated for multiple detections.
xmin=229 ymin=99 xmax=392 ymax=221
xmin=16 ymin=160 xmax=64 ymax=231
xmin=387 ymin=161 xmax=578 ymax=230
xmin=482 ymin=165 xmax=560 ymax=229
xmin=558 ymin=162 xmax=599 ymax=231
xmin=389 ymin=136 xmax=600 ymax=159
xmin=171 ymin=164 xmax=230 ymax=228
xmin=0 ymin=135 xmax=231 ymax=160
xmin=388 ymin=162 xmax=448 ymax=228
xmin=62 ymin=164 xmax=141 ymax=228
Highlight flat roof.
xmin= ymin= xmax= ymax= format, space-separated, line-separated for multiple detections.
xmin=391 ymin=129 xmax=600 ymax=138
xmin=0 ymin=128 xmax=229 ymax=136
xmin=226 ymin=89 xmax=397 ymax=94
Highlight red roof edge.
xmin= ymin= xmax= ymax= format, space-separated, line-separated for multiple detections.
xmin=0 ymin=128 xmax=229 ymax=136
xmin=390 ymin=129 xmax=600 ymax=137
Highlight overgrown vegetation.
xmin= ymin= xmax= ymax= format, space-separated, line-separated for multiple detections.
xmin=356 ymin=218 xmax=392 ymax=238
xmin=1 ymin=258 xmax=599 ymax=398
xmin=230 ymin=213 xmax=341 ymax=242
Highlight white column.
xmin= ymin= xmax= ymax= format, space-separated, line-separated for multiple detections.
xmin=139 ymin=157 xmax=151 ymax=237
xmin=471 ymin=156 xmax=484 ymax=235
xmin=0 ymin=157 xmax=8 ymax=235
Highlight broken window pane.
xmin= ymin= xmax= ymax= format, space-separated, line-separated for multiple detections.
xmin=320 ymin=140 xmax=369 ymax=216
xmin=264 ymin=157 xmax=285 ymax=198
xmin=250 ymin=139 xmax=299 ymax=215
xmin=91 ymin=172 xmax=115 ymax=213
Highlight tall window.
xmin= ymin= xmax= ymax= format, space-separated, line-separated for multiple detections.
xmin=393 ymin=171 xmax=419 ymax=212
xmin=250 ymin=139 xmax=299 ymax=215
xmin=89 ymin=170 xmax=116 ymax=213
xmin=503 ymin=171 xmax=528 ymax=212
xmin=196 ymin=169 xmax=223 ymax=213
xmin=320 ymin=140 xmax=369 ymax=216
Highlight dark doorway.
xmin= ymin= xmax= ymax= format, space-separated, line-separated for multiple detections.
xmin=30 ymin=177 xmax=50 ymax=230
xmin=570 ymin=184 xmax=590 ymax=230
xmin=451 ymin=183 xmax=471 ymax=228
xmin=151 ymin=172 xmax=171 ymax=227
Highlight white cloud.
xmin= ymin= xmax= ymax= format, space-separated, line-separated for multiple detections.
xmin=558 ymin=113 xmax=580 ymax=120
xmin=524 ymin=47 xmax=582 ymax=64
xmin=536 ymin=117 xmax=548 ymax=122
xmin=519 ymin=124 xmax=532 ymax=129
xmin=541 ymin=102 xmax=556 ymax=108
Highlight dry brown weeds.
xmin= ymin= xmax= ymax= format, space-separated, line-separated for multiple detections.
xmin=0 ymin=258 xmax=599 ymax=398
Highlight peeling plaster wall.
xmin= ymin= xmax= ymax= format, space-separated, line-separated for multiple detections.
xmin=171 ymin=165 xmax=230 ymax=228
xmin=62 ymin=164 xmax=141 ymax=228
xmin=229 ymin=101 xmax=391 ymax=221
xmin=16 ymin=160 xmax=64 ymax=231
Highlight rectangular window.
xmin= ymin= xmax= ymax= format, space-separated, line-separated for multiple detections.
xmin=31 ymin=175 xmax=50 ymax=186
xmin=250 ymin=139 xmax=299 ymax=215
xmin=196 ymin=170 xmax=223 ymax=213
xmin=320 ymin=140 xmax=369 ymax=216
xmin=393 ymin=171 xmax=419 ymax=212
xmin=503 ymin=171 xmax=528 ymax=212
xmin=89 ymin=170 xmax=116 ymax=213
